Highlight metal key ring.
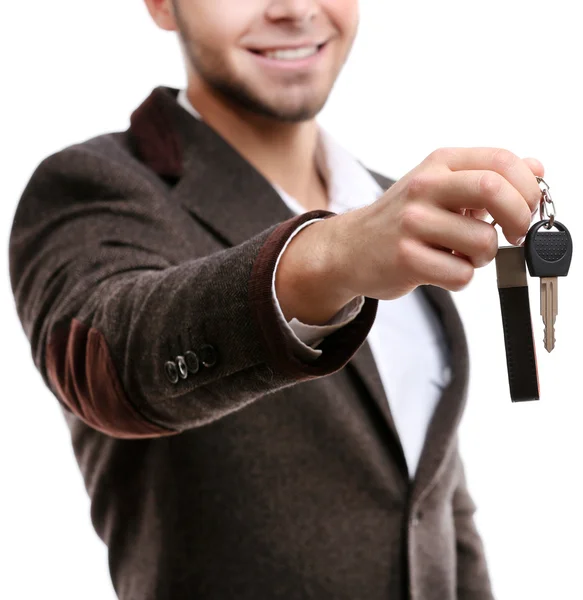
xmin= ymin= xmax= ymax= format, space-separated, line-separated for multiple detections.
xmin=537 ymin=177 xmax=556 ymax=229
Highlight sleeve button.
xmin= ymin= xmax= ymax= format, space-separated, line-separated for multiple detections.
xmin=199 ymin=344 xmax=217 ymax=368
xmin=184 ymin=351 xmax=200 ymax=374
xmin=164 ymin=361 xmax=179 ymax=384
xmin=176 ymin=356 xmax=188 ymax=379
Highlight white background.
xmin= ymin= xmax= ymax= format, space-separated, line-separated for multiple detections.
xmin=2 ymin=1 xmax=582 ymax=598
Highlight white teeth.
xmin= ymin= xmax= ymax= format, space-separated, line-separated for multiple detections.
xmin=261 ymin=46 xmax=319 ymax=60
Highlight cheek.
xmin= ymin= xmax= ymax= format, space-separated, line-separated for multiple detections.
xmin=323 ymin=0 xmax=359 ymax=39
xmin=185 ymin=0 xmax=259 ymax=49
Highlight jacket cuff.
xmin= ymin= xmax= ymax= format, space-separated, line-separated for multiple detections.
xmin=249 ymin=210 xmax=378 ymax=379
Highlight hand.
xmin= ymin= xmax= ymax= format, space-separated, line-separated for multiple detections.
xmin=321 ymin=147 xmax=544 ymax=301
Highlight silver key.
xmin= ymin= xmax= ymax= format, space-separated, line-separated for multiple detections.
xmin=525 ymin=219 xmax=573 ymax=353
xmin=540 ymin=277 xmax=558 ymax=352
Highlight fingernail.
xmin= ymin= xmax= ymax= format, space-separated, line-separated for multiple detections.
xmin=516 ymin=236 xmax=526 ymax=246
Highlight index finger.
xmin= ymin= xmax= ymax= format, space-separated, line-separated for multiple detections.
xmin=428 ymin=147 xmax=542 ymax=214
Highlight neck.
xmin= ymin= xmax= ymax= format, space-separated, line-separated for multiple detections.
xmin=185 ymin=76 xmax=328 ymax=211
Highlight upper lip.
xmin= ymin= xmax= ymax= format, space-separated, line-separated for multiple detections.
xmin=248 ymin=41 xmax=328 ymax=52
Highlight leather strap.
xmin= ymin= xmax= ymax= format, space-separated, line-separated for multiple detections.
xmin=495 ymin=247 xmax=540 ymax=402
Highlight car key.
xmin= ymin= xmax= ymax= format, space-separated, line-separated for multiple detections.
xmin=524 ymin=219 xmax=573 ymax=352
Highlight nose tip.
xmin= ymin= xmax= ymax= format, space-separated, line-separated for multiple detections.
xmin=266 ymin=0 xmax=319 ymax=23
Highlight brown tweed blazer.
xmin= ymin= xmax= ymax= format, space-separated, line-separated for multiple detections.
xmin=9 ymin=86 xmax=493 ymax=600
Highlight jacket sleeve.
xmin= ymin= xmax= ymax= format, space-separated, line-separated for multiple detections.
xmin=453 ymin=446 xmax=496 ymax=600
xmin=272 ymin=217 xmax=366 ymax=361
xmin=8 ymin=147 xmax=378 ymax=439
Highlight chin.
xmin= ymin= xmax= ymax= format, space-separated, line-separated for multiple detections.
xmin=263 ymin=103 xmax=324 ymax=122
xmin=271 ymin=99 xmax=320 ymax=118
xmin=212 ymin=67 xmax=331 ymax=122
xmin=261 ymin=91 xmax=330 ymax=122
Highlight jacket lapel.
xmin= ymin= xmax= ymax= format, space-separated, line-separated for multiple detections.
xmin=133 ymin=86 xmax=296 ymax=245
xmin=365 ymin=172 xmax=471 ymax=498
xmin=346 ymin=340 xmax=408 ymax=471
xmin=410 ymin=285 xmax=470 ymax=504
xmin=129 ymin=87 xmax=469 ymax=495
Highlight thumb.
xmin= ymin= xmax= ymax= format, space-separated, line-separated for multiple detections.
xmin=523 ymin=157 xmax=545 ymax=178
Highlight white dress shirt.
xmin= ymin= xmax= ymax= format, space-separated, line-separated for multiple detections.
xmin=177 ymin=90 xmax=451 ymax=477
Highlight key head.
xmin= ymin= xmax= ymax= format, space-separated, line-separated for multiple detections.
xmin=525 ymin=220 xmax=573 ymax=278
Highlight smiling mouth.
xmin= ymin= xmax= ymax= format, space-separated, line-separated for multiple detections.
xmin=249 ymin=44 xmax=326 ymax=61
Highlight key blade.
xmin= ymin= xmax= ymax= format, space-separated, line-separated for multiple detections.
xmin=541 ymin=277 xmax=558 ymax=352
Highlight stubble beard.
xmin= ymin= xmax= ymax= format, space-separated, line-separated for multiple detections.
xmin=185 ymin=42 xmax=329 ymax=123
xmin=172 ymin=2 xmax=333 ymax=122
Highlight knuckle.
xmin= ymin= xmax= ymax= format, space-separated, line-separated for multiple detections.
xmin=405 ymin=173 xmax=434 ymax=199
xmin=395 ymin=238 xmax=417 ymax=268
xmin=426 ymin=147 xmax=454 ymax=165
xmin=477 ymin=171 xmax=503 ymax=199
xmin=490 ymin=148 xmax=518 ymax=173
xmin=400 ymin=202 xmax=427 ymax=233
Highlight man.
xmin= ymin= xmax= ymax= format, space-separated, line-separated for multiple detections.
xmin=9 ymin=1 xmax=544 ymax=598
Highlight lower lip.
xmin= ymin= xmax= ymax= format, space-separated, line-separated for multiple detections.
xmin=248 ymin=43 xmax=328 ymax=71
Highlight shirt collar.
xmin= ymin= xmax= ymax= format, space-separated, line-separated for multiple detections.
xmin=177 ymin=89 xmax=382 ymax=214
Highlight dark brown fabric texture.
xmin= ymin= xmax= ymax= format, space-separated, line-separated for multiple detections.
xmin=8 ymin=86 xmax=493 ymax=600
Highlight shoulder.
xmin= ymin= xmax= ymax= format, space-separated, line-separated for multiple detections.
xmin=30 ymin=130 xmax=154 ymax=185
xmin=10 ymin=130 xmax=171 ymax=257
xmin=20 ymin=129 xmax=169 ymax=208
